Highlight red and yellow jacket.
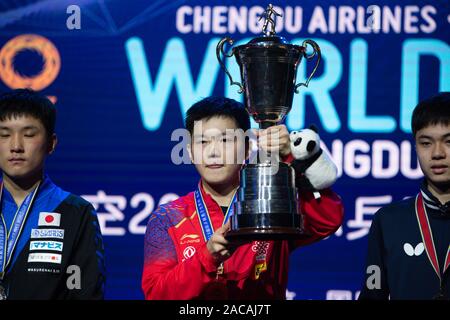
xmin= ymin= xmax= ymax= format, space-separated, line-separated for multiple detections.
xmin=142 ymin=182 xmax=343 ymax=300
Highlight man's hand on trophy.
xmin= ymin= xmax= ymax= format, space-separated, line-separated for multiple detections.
xmin=207 ymin=222 xmax=248 ymax=264
xmin=256 ymin=125 xmax=291 ymax=157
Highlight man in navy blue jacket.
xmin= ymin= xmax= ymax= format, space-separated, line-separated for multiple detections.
xmin=359 ymin=92 xmax=450 ymax=300
xmin=0 ymin=89 xmax=105 ymax=299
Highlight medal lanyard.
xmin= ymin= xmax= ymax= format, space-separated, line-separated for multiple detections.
xmin=415 ymin=193 xmax=450 ymax=281
xmin=0 ymin=181 xmax=40 ymax=280
xmin=194 ymin=182 xmax=237 ymax=242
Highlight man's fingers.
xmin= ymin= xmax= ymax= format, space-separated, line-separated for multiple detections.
xmin=210 ymin=245 xmax=232 ymax=261
xmin=212 ymin=234 xmax=229 ymax=246
xmin=212 ymin=243 xmax=227 ymax=253
xmin=222 ymin=221 xmax=231 ymax=232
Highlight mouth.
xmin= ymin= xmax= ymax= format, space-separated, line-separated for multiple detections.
xmin=430 ymin=165 xmax=448 ymax=174
xmin=8 ymin=158 xmax=26 ymax=164
xmin=206 ymin=164 xmax=224 ymax=169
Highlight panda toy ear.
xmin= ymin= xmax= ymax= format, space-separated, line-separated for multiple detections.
xmin=309 ymin=124 xmax=319 ymax=133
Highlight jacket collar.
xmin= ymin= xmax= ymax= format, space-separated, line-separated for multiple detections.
xmin=0 ymin=174 xmax=56 ymax=207
xmin=420 ymin=180 xmax=450 ymax=217
xmin=198 ymin=180 xmax=238 ymax=215
xmin=198 ymin=180 xmax=222 ymax=215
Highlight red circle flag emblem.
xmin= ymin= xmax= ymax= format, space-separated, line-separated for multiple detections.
xmin=38 ymin=212 xmax=61 ymax=227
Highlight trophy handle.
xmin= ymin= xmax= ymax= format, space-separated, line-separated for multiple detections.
xmin=294 ymin=39 xmax=321 ymax=93
xmin=216 ymin=37 xmax=244 ymax=93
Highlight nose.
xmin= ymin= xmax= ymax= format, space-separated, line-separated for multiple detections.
xmin=10 ymin=134 xmax=24 ymax=153
xmin=431 ymin=142 xmax=446 ymax=160
xmin=206 ymin=140 xmax=221 ymax=158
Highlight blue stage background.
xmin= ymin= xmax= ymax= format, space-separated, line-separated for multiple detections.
xmin=0 ymin=0 xmax=449 ymax=300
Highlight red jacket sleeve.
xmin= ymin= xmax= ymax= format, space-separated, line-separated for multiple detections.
xmin=141 ymin=206 xmax=220 ymax=300
xmin=295 ymin=188 xmax=344 ymax=248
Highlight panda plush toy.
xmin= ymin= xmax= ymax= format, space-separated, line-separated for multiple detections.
xmin=289 ymin=125 xmax=338 ymax=198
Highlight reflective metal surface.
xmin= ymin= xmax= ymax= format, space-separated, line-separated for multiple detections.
xmin=228 ymin=163 xmax=306 ymax=240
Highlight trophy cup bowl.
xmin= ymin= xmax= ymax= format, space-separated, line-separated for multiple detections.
xmin=216 ymin=6 xmax=321 ymax=240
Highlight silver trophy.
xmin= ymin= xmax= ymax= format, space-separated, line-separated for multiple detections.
xmin=216 ymin=4 xmax=321 ymax=239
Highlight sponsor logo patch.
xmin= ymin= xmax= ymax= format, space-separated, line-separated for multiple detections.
xmin=31 ymin=228 xmax=64 ymax=240
xmin=183 ymin=246 xmax=196 ymax=260
xmin=28 ymin=253 xmax=62 ymax=264
xmin=30 ymin=241 xmax=63 ymax=252
xmin=403 ymin=242 xmax=425 ymax=256
xmin=180 ymin=233 xmax=201 ymax=245
xmin=181 ymin=233 xmax=199 ymax=241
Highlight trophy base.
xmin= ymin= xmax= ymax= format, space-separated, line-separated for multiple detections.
xmin=226 ymin=227 xmax=308 ymax=241
xmin=226 ymin=213 xmax=309 ymax=241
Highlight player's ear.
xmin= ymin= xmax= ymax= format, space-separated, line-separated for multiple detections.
xmin=48 ymin=134 xmax=57 ymax=155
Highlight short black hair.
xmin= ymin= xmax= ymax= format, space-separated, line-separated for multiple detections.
xmin=0 ymin=88 xmax=56 ymax=137
xmin=185 ymin=97 xmax=250 ymax=134
xmin=412 ymin=92 xmax=450 ymax=137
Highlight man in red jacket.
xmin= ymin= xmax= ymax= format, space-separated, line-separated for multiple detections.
xmin=142 ymin=97 xmax=344 ymax=300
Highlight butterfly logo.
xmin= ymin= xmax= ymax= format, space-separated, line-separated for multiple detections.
xmin=403 ymin=242 xmax=425 ymax=256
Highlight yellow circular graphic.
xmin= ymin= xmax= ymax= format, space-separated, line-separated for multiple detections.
xmin=0 ymin=34 xmax=61 ymax=90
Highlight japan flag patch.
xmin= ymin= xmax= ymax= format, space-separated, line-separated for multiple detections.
xmin=38 ymin=212 xmax=61 ymax=227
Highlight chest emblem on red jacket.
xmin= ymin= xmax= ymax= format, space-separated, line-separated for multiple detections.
xmin=180 ymin=233 xmax=200 ymax=245
xmin=182 ymin=246 xmax=196 ymax=261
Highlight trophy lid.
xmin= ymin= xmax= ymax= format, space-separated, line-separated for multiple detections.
xmin=234 ymin=34 xmax=304 ymax=57
xmin=248 ymin=35 xmax=289 ymax=45
xmin=241 ymin=35 xmax=303 ymax=50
